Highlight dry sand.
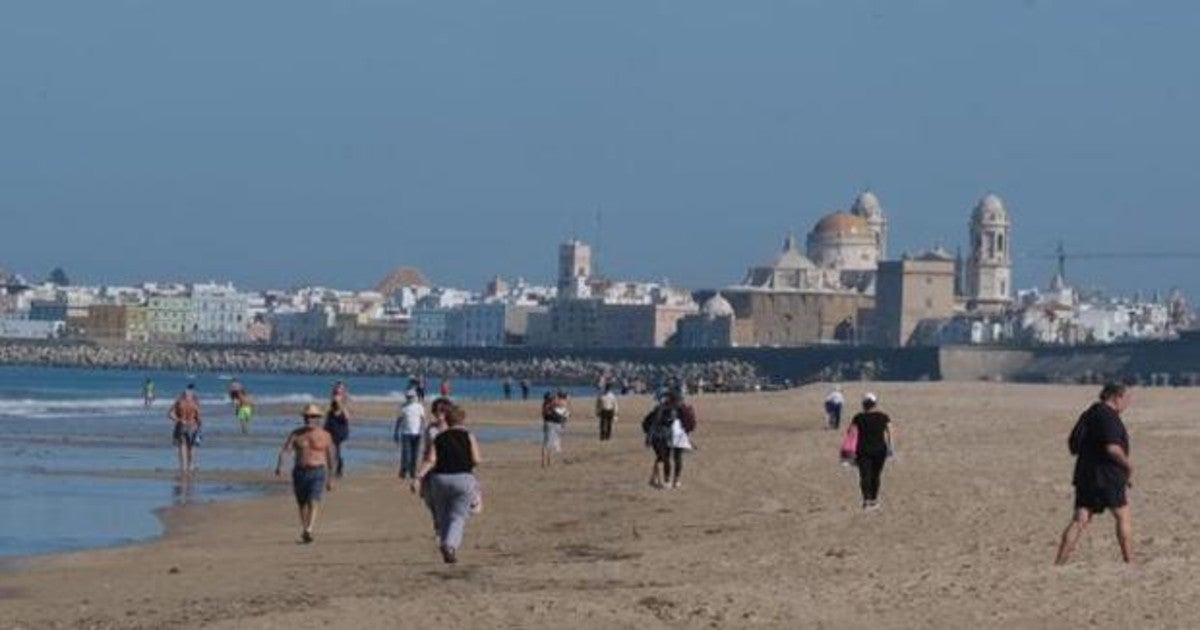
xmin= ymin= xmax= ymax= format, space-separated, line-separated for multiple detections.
xmin=4 ymin=383 xmax=1200 ymax=629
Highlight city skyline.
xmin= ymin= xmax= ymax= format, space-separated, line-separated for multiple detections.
xmin=3 ymin=2 xmax=1198 ymax=297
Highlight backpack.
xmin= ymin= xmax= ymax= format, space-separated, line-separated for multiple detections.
xmin=643 ymin=407 xmax=674 ymax=441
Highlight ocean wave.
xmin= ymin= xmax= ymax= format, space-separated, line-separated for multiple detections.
xmin=0 ymin=392 xmax=380 ymax=420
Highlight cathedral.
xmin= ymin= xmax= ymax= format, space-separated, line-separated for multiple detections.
xmin=680 ymin=191 xmax=1014 ymax=347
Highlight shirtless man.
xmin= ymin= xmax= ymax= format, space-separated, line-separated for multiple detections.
xmin=275 ymin=404 xmax=336 ymax=543
xmin=168 ymin=389 xmax=202 ymax=475
xmin=233 ymin=389 xmax=254 ymax=435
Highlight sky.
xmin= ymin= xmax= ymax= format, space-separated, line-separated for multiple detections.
xmin=2 ymin=1 xmax=1198 ymax=298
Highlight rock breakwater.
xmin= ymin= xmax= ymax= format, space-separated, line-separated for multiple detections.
xmin=0 ymin=342 xmax=762 ymax=387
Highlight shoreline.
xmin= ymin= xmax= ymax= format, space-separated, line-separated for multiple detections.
xmin=6 ymin=383 xmax=1200 ymax=628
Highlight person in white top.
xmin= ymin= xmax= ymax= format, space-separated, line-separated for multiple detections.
xmin=594 ymin=385 xmax=619 ymax=441
xmin=824 ymin=386 xmax=845 ymax=430
xmin=394 ymin=390 xmax=427 ymax=480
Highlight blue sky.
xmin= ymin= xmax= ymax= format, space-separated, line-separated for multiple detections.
xmin=2 ymin=1 xmax=1197 ymax=298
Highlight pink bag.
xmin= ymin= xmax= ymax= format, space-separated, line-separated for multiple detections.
xmin=839 ymin=425 xmax=858 ymax=463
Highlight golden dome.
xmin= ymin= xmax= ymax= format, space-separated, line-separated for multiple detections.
xmin=375 ymin=267 xmax=431 ymax=295
xmin=811 ymin=212 xmax=869 ymax=237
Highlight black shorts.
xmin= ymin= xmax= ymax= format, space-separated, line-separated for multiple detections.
xmin=1074 ymin=484 xmax=1127 ymax=514
xmin=173 ymin=424 xmax=199 ymax=447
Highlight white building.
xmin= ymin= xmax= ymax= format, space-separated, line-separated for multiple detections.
xmin=189 ymin=283 xmax=250 ymax=344
xmin=409 ymin=308 xmax=452 ymax=346
xmin=447 ymin=303 xmax=502 ymax=346
xmin=0 ymin=317 xmax=63 ymax=339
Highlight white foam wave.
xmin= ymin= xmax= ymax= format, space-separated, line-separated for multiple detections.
xmin=0 ymin=392 xmax=364 ymax=420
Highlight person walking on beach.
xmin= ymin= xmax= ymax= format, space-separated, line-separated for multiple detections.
xmin=502 ymin=377 xmax=513 ymax=400
xmin=325 ymin=394 xmax=351 ymax=477
xmin=394 ymin=390 xmax=426 ymax=480
xmin=519 ymin=378 xmax=530 ymax=401
xmin=411 ymin=398 xmax=454 ymax=532
xmin=439 ymin=378 xmax=452 ymax=399
xmin=642 ymin=390 xmax=696 ymax=489
xmin=275 ymin=404 xmax=335 ymax=544
xmin=417 ymin=375 xmax=427 ymax=402
xmin=1055 ymin=383 xmax=1135 ymax=565
xmin=540 ymin=391 xmax=570 ymax=468
xmin=233 ymin=389 xmax=254 ymax=435
xmin=825 ymin=386 xmax=845 ymax=430
xmin=142 ymin=378 xmax=155 ymax=407
xmin=595 ymin=384 xmax=619 ymax=441
xmin=168 ymin=389 xmax=202 ymax=475
xmin=849 ymin=393 xmax=893 ymax=510
xmin=413 ymin=404 xmax=482 ymax=564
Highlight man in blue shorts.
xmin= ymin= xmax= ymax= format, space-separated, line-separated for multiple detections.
xmin=275 ymin=404 xmax=336 ymax=543
xmin=1055 ymin=383 xmax=1135 ymax=564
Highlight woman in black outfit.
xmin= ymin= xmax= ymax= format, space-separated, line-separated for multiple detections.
xmin=324 ymin=395 xmax=350 ymax=477
xmin=850 ymin=393 xmax=894 ymax=510
xmin=413 ymin=404 xmax=482 ymax=564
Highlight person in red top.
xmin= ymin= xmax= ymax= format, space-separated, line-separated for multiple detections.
xmin=439 ymin=378 xmax=452 ymax=399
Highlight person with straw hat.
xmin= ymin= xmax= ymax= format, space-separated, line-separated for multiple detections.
xmin=275 ymin=403 xmax=336 ymax=543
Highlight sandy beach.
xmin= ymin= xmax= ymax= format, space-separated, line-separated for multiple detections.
xmin=4 ymin=382 xmax=1200 ymax=629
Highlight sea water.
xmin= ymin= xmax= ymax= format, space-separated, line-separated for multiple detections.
xmin=0 ymin=366 xmax=586 ymax=559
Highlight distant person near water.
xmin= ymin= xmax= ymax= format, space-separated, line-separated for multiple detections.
xmin=502 ymin=377 xmax=513 ymax=400
xmin=849 ymin=393 xmax=894 ymax=510
xmin=439 ymin=378 xmax=452 ymax=399
xmin=233 ymin=389 xmax=254 ymax=435
xmin=168 ymin=388 xmax=202 ymax=475
xmin=325 ymin=392 xmax=351 ymax=477
xmin=825 ymin=386 xmax=845 ymax=429
xmin=642 ymin=390 xmax=696 ymax=489
xmin=275 ymin=404 xmax=335 ymax=544
xmin=1055 ymin=383 xmax=1135 ymax=565
xmin=595 ymin=384 xmax=619 ymax=441
xmin=394 ymin=390 xmax=426 ymax=480
xmin=519 ymin=378 xmax=530 ymax=401
xmin=540 ymin=391 xmax=570 ymax=468
xmin=142 ymin=378 xmax=155 ymax=407
xmin=413 ymin=403 xmax=482 ymax=564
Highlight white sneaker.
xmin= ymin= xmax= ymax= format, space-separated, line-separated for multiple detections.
xmin=671 ymin=481 xmax=681 ymax=489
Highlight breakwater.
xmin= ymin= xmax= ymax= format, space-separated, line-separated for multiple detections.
xmin=0 ymin=342 xmax=762 ymax=387
xmin=7 ymin=338 xmax=1195 ymax=386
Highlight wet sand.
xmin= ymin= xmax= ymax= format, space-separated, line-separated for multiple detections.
xmin=4 ymin=383 xmax=1200 ymax=629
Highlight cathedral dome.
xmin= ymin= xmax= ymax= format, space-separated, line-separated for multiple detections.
xmin=374 ymin=267 xmax=431 ymax=295
xmin=812 ymin=212 xmax=870 ymax=237
xmin=701 ymin=292 xmax=735 ymax=318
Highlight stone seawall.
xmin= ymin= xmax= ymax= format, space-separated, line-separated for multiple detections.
xmin=0 ymin=342 xmax=763 ymax=387
xmin=17 ymin=339 xmax=1193 ymax=386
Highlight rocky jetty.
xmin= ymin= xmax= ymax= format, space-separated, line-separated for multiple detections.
xmin=0 ymin=342 xmax=762 ymax=388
